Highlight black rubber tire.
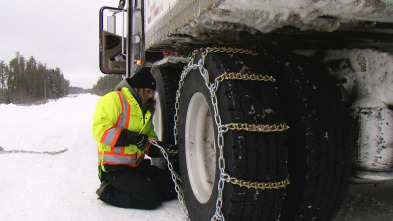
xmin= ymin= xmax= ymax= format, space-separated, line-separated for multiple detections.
xmin=260 ymin=51 xmax=352 ymax=221
xmin=177 ymin=51 xmax=289 ymax=220
xmin=152 ymin=67 xmax=181 ymax=144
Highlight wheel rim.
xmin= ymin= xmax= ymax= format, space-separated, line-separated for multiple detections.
xmin=185 ymin=92 xmax=216 ymax=204
xmin=152 ymin=93 xmax=163 ymax=140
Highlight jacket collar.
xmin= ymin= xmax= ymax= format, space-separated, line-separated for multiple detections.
xmin=115 ymin=78 xmax=141 ymax=106
xmin=115 ymin=78 xmax=152 ymax=120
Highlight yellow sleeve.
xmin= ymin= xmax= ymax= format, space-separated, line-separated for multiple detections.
xmin=147 ymin=119 xmax=158 ymax=140
xmin=92 ymin=92 xmax=122 ymax=144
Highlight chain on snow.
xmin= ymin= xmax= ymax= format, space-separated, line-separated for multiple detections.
xmin=0 ymin=146 xmax=68 ymax=155
xmin=173 ymin=47 xmax=290 ymax=221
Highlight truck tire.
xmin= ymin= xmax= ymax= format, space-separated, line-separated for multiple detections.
xmin=152 ymin=67 xmax=181 ymax=144
xmin=260 ymin=52 xmax=352 ymax=220
xmin=177 ymin=51 xmax=289 ymax=220
xmin=152 ymin=66 xmax=181 ymax=170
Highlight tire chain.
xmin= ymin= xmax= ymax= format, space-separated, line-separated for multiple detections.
xmin=148 ymin=140 xmax=190 ymax=220
xmin=224 ymin=123 xmax=290 ymax=133
xmin=0 ymin=146 xmax=68 ymax=155
xmin=215 ymin=72 xmax=277 ymax=83
xmin=173 ymin=47 xmax=290 ymax=221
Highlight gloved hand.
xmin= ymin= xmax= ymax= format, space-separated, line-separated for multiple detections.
xmin=114 ymin=130 xmax=149 ymax=150
xmin=151 ymin=141 xmax=179 ymax=173
xmin=154 ymin=141 xmax=177 ymax=153
xmin=133 ymin=134 xmax=149 ymax=150
xmin=144 ymin=140 xmax=179 ymax=173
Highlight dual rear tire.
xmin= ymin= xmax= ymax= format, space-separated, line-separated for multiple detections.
xmin=153 ymin=50 xmax=351 ymax=220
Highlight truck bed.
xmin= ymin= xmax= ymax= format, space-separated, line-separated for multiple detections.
xmin=145 ymin=0 xmax=393 ymax=53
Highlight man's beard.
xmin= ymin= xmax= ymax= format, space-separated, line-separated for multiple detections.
xmin=142 ymin=97 xmax=156 ymax=114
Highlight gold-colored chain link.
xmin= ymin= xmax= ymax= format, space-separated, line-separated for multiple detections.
xmin=228 ymin=176 xmax=290 ymax=190
xmin=166 ymin=149 xmax=179 ymax=154
xmin=204 ymin=47 xmax=259 ymax=57
xmin=216 ymin=72 xmax=276 ymax=83
xmin=224 ymin=123 xmax=290 ymax=132
xmin=191 ymin=47 xmax=258 ymax=59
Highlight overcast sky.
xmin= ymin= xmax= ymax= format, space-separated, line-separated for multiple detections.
xmin=0 ymin=0 xmax=119 ymax=89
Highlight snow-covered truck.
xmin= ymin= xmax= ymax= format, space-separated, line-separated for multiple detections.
xmin=98 ymin=0 xmax=393 ymax=220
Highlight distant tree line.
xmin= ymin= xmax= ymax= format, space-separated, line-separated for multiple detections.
xmin=91 ymin=74 xmax=123 ymax=96
xmin=0 ymin=52 xmax=70 ymax=104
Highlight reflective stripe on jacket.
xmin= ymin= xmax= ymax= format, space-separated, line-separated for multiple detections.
xmin=92 ymin=87 xmax=157 ymax=171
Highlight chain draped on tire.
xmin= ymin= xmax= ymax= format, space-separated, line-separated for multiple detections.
xmin=153 ymin=47 xmax=351 ymax=221
xmin=173 ymin=47 xmax=290 ymax=221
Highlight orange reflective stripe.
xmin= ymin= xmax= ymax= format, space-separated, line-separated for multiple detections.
xmin=146 ymin=143 xmax=152 ymax=155
xmin=98 ymin=153 xmax=144 ymax=167
xmin=100 ymin=91 xmax=129 ymax=147
xmin=111 ymin=129 xmax=121 ymax=147
xmin=113 ymin=146 xmax=122 ymax=153
xmin=99 ymin=90 xmax=144 ymax=167
xmin=101 ymin=128 xmax=121 ymax=147
xmin=115 ymin=91 xmax=129 ymax=129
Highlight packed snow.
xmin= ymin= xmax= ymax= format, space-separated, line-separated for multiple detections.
xmin=0 ymin=94 xmax=185 ymax=221
xmin=215 ymin=0 xmax=393 ymax=32
xmin=174 ymin=0 xmax=393 ymax=40
xmin=0 ymin=93 xmax=392 ymax=220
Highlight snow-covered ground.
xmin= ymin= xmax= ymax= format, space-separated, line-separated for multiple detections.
xmin=0 ymin=94 xmax=185 ymax=221
xmin=0 ymin=94 xmax=392 ymax=220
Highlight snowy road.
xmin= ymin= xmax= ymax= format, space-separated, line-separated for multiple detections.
xmin=0 ymin=94 xmax=392 ymax=221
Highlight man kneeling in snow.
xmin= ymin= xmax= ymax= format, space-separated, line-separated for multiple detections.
xmin=92 ymin=67 xmax=176 ymax=209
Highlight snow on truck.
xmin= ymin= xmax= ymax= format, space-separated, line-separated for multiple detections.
xmin=98 ymin=0 xmax=393 ymax=220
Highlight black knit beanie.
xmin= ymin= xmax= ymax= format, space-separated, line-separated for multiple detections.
xmin=126 ymin=67 xmax=156 ymax=90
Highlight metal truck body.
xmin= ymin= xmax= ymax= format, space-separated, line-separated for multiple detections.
xmin=144 ymin=0 xmax=393 ymax=51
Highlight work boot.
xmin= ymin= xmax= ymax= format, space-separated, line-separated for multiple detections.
xmin=96 ymin=180 xmax=112 ymax=200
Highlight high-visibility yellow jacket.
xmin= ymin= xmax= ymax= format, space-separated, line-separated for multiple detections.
xmin=92 ymin=87 xmax=157 ymax=173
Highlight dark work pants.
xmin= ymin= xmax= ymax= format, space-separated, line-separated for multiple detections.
xmin=100 ymin=164 xmax=176 ymax=209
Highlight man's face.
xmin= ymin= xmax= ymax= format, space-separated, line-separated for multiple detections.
xmin=135 ymin=88 xmax=155 ymax=107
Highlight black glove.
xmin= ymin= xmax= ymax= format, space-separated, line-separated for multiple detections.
xmin=153 ymin=141 xmax=179 ymax=173
xmin=146 ymin=141 xmax=177 ymax=157
xmin=115 ymin=129 xmax=149 ymax=150
xmin=155 ymin=141 xmax=176 ymax=152
xmin=114 ymin=129 xmax=149 ymax=150
xmin=134 ymin=134 xmax=149 ymax=150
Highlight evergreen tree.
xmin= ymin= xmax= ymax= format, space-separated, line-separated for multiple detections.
xmin=92 ymin=74 xmax=123 ymax=96
xmin=0 ymin=60 xmax=8 ymax=103
xmin=1 ymin=52 xmax=71 ymax=104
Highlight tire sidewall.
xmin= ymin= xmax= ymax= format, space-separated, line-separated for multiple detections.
xmin=178 ymin=70 xmax=219 ymax=220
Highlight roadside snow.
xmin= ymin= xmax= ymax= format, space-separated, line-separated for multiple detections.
xmin=0 ymin=94 xmax=392 ymax=220
xmin=0 ymin=94 xmax=184 ymax=221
